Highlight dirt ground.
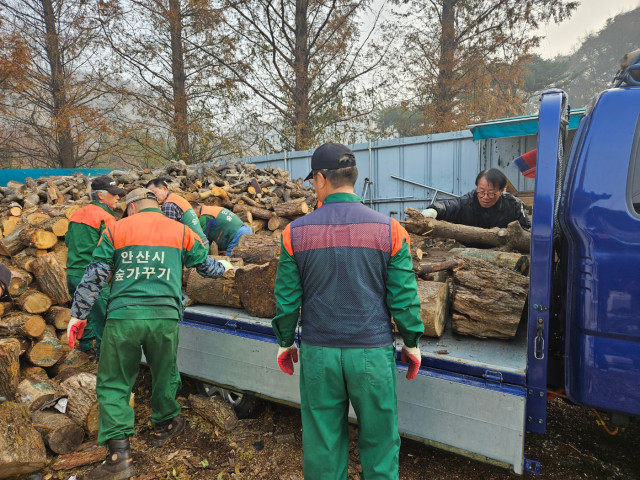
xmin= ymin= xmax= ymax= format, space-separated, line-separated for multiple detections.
xmin=43 ymin=367 xmax=639 ymax=480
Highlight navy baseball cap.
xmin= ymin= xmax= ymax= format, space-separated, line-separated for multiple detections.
xmin=91 ymin=175 xmax=126 ymax=196
xmin=304 ymin=142 xmax=356 ymax=181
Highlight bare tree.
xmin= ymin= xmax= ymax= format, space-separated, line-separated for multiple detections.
xmin=390 ymin=0 xmax=578 ymax=133
xmin=0 ymin=0 xmax=125 ymax=168
xmin=99 ymin=0 xmax=247 ymax=164
xmin=198 ymin=0 xmax=389 ymax=151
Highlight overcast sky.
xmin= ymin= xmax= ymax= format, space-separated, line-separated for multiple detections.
xmin=534 ymin=0 xmax=640 ymax=58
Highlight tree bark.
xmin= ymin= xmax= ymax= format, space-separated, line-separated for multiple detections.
xmin=169 ymin=0 xmax=190 ymax=160
xmin=0 ymin=312 xmax=46 ymax=339
xmin=273 ymin=200 xmax=309 ymax=217
xmin=31 ymin=252 xmax=72 ymax=305
xmin=434 ymin=0 xmax=458 ymax=132
xmin=52 ymin=444 xmax=107 ymax=471
xmin=293 ymin=0 xmax=311 ymax=150
xmin=451 ymin=256 xmax=529 ymax=339
xmin=19 ymin=225 xmax=58 ymax=250
xmin=31 ymin=410 xmax=84 ymax=454
xmin=16 ymin=376 xmax=60 ymax=411
xmin=185 ymin=270 xmax=241 ymax=308
xmin=234 ymin=259 xmax=278 ymax=318
xmin=6 ymin=265 xmax=33 ymax=297
xmin=26 ymin=324 xmax=66 ymax=367
xmin=450 ymin=247 xmax=530 ymax=274
xmin=231 ymin=235 xmax=280 ymax=264
xmin=0 ymin=338 xmax=21 ymax=401
xmin=0 ymin=402 xmax=48 ymax=477
xmin=45 ymin=306 xmax=71 ymax=330
xmin=416 ymin=280 xmax=449 ymax=338
xmin=58 ymin=371 xmax=99 ymax=436
xmin=189 ymin=394 xmax=238 ymax=432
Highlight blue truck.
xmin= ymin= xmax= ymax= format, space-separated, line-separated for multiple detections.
xmin=174 ymin=63 xmax=640 ymax=474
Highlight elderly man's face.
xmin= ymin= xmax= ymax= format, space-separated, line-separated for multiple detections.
xmin=147 ymin=184 xmax=168 ymax=203
xmin=476 ymin=177 xmax=503 ymax=209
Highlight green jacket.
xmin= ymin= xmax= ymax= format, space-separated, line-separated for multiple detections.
xmin=272 ymin=193 xmax=423 ymax=348
xmin=65 ymin=202 xmax=117 ymax=277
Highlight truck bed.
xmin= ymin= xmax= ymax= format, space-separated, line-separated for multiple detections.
xmin=178 ymin=304 xmax=529 ymax=473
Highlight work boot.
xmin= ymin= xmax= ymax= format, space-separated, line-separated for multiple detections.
xmin=152 ymin=415 xmax=186 ymax=447
xmin=87 ymin=438 xmax=135 ymax=480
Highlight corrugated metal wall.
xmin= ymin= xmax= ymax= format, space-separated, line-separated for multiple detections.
xmin=243 ymin=130 xmax=534 ymax=218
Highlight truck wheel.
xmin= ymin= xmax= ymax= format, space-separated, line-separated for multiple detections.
xmin=195 ymin=381 xmax=257 ymax=419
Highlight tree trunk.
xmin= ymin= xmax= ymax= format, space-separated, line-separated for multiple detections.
xmin=0 ymin=312 xmax=46 ymax=339
xmin=416 ymin=280 xmax=449 ymax=338
xmin=434 ymin=0 xmax=458 ymax=132
xmin=58 ymin=371 xmax=99 ymax=436
xmin=451 ymin=256 xmax=529 ymax=339
xmin=41 ymin=0 xmax=76 ymax=168
xmin=31 ymin=410 xmax=84 ymax=455
xmin=0 ymin=338 xmax=21 ymax=401
xmin=169 ymin=0 xmax=190 ymax=160
xmin=0 ymin=402 xmax=48 ymax=477
xmin=233 ymin=203 xmax=274 ymax=220
xmin=31 ymin=252 xmax=72 ymax=305
xmin=186 ymin=270 xmax=241 ymax=308
xmin=293 ymin=0 xmax=311 ymax=150
xmin=16 ymin=376 xmax=60 ymax=411
xmin=234 ymin=259 xmax=278 ymax=318
xmin=450 ymin=247 xmax=530 ymax=274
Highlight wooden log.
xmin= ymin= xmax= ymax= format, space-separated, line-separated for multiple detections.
xmin=12 ymin=250 xmax=37 ymax=272
xmin=248 ymin=218 xmax=266 ymax=233
xmin=16 ymin=376 xmax=60 ymax=411
xmin=19 ymin=225 xmax=58 ymax=250
xmin=233 ymin=203 xmax=273 ymax=220
xmin=31 ymin=410 xmax=85 ymax=454
xmin=0 ymin=301 xmax=13 ymax=316
xmin=231 ymin=235 xmax=280 ymax=264
xmin=0 ymin=223 xmax=28 ymax=256
xmin=0 ymin=402 xmax=48 ymax=477
xmin=0 ymin=338 xmax=21 ymax=401
xmin=51 ymin=218 xmax=69 ymax=236
xmin=188 ymin=394 xmax=238 ymax=432
xmin=451 ymin=256 xmax=529 ymax=339
xmin=1 ymin=217 xmax=22 ymax=237
xmin=25 ymin=212 xmax=50 ymax=225
xmin=52 ymin=443 xmax=107 ymax=471
xmin=21 ymin=366 xmax=49 ymax=382
xmin=65 ymin=205 xmax=82 ymax=219
xmin=49 ymin=348 xmax=90 ymax=377
xmin=273 ymin=200 xmax=309 ymax=217
xmin=416 ymin=280 xmax=449 ymax=338
xmin=16 ymin=289 xmax=53 ymax=314
xmin=185 ymin=269 xmax=241 ymax=308
xmin=7 ymin=265 xmax=33 ymax=297
xmin=9 ymin=202 xmax=22 ymax=217
xmin=30 ymin=253 xmax=71 ymax=305
xmin=403 ymin=207 xmax=531 ymax=254
xmin=267 ymin=215 xmax=290 ymax=231
xmin=450 ymin=247 xmax=530 ymax=275
xmin=58 ymin=371 xmax=99 ymax=436
xmin=52 ymin=242 xmax=68 ymax=269
xmin=234 ymin=259 xmax=278 ymax=318
xmin=417 ymin=259 xmax=462 ymax=278
xmin=27 ymin=325 xmax=66 ymax=367
xmin=0 ymin=312 xmax=46 ymax=338
xmin=45 ymin=306 xmax=71 ymax=330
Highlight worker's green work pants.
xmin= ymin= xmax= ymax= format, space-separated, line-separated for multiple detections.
xmin=96 ymin=318 xmax=182 ymax=445
xmin=300 ymin=343 xmax=400 ymax=480
xmin=67 ymin=274 xmax=110 ymax=354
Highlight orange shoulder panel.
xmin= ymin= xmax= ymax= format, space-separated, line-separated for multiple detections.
xmin=199 ymin=205 xmax=224 ymax=218
xmin=165 ymin=192 xmax=192 ymax=213
xmin=110 ymin=211 xmax=188 ymax=250
xmin=282 ymin=224 xmax=294 ymax=256
xmin=390 ymin=218 xmax=410 ymax=256
xmin=69 ymin=204 xmax=115 ymax=229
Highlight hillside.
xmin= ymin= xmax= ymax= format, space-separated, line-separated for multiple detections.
xmin=523 ymin=7 xmax=640 ymax=112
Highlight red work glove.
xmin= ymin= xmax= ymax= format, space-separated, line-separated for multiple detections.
xmin=277 ymin=345 xmax=298 ymax=375
xmin=401 ymin=346 xmax=421 ymax=380
xmin=67 ymin=317 xmax=87 ymax=349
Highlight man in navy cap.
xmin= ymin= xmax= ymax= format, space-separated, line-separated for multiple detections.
xmin=272 ymin=142 xmax=424 ymax=479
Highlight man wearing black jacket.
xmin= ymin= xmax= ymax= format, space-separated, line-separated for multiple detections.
xmin=422 ymin=168 xmax=530 ymax=230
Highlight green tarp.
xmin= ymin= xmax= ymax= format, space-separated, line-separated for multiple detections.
xmin=469 ymin=108 xmax=586 ymax=140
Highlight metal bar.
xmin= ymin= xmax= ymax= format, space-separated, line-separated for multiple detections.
xmin=390 ymin=175 xmax=459 ymax=198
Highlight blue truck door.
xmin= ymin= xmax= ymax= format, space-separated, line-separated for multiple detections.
xmin=559 ymin=86 xmax=640 ymax=416
xmin=526 ymin=90 xmax=568 ymax=434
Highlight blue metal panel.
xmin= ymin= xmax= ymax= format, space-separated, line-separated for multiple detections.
xmin=526 ymin=90 xmax=567 ymax=434
xmin=558 ymin=86 xmax=640 ymax=416
xmin=0 ymin=168 xmax=112 ymax=186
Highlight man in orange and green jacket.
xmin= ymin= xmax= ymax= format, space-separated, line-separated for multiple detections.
xmin=65 ymin=175 xmax=125 ymax=359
